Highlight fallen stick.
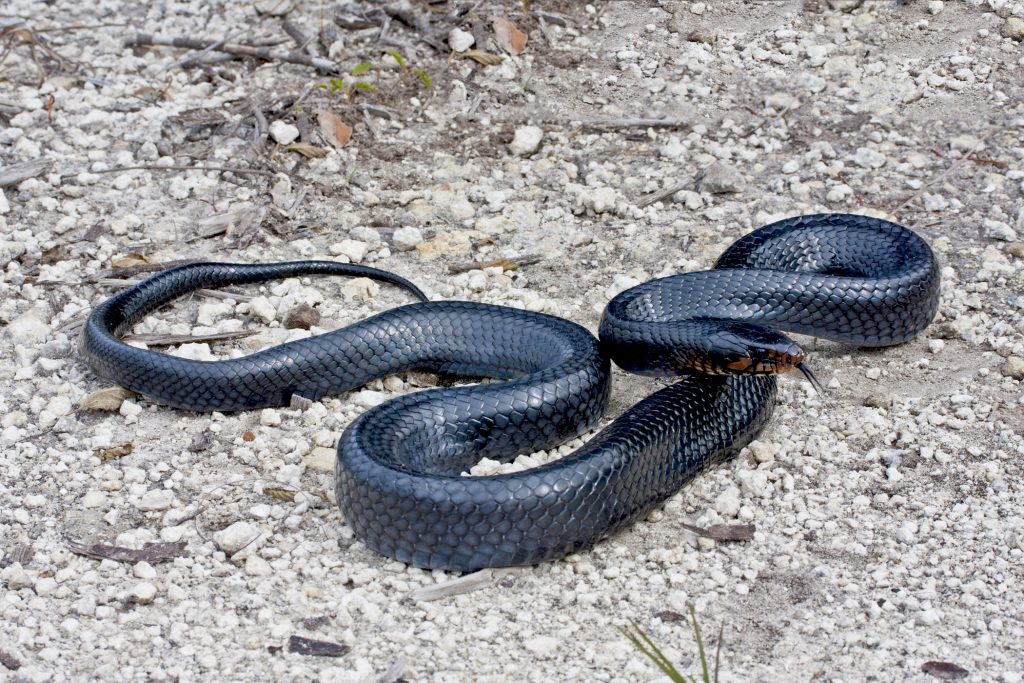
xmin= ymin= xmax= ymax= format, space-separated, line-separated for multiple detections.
xmin=0 ymin=158 xmax=52 ymax=187
xmin=126 ymin=32 xmax=337 ymax=72
xmin=637 ymin=179 xmax=692 ymax=208
xmin=578 ymin=116 xmax=691 ymax=131
xmin=124 ymin=330 xmax=257 ymax=347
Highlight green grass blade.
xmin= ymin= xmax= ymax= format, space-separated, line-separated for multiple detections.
xmin=621 ymin=622 xmax=692 ymax=683
xmin=688 ymin=605 xmax=710 ymax=683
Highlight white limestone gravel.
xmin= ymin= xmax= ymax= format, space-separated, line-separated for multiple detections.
xmin=2 ymin=1 xmax=1024 ymax=682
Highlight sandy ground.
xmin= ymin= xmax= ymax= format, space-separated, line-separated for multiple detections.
xmin=1 ymin=0 xmax=1023 ymax=681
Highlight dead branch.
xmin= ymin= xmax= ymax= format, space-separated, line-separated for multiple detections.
xmin=578 ymin=116 xmax=692 ymax=131
xmin=637 ymin=179 xmax=692 ymax=208
xmin=124 ymin=330 xmax=257 ymax=346
xmin=0 ymin=158 xmax=52 ymax=187
xmin=126 ymin=32 xmax=337 ymax=72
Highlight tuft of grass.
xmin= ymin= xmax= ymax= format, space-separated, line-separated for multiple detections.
xmin=620 ymin=605 xmax=722 ymax=683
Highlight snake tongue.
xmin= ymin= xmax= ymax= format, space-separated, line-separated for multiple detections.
xmin=797 ymin=362 xmax=825 ymax=396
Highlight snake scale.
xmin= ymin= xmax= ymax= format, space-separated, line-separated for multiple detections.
xmin=81 ymin=213 xmax=941 ymax=571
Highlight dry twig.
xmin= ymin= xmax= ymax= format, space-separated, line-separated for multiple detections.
xmin=126 ymin=32 xmax=337 ymax=72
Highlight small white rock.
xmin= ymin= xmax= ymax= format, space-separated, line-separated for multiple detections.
xmin=249 ymin=296 xmax=277 ymax=324
xmin=523 ymin=636 xmax=560 ymax=658
xmin=245 ymin=555 xmax=273 ymax=577
xmin=213 ymin=521 xmax=263 ymax=555
xmin=260 ymin=409 xmax=282 ymax=427
xmin=928 ymin=339 xmax=945 ymax=354
xmin=927 ymin=0 xmax=943 ymax=14
xmin=133 ymin=561 xmax=157 ymax=580
xmin=82 ymin=490 xmax=108 ymax=509
xmin=136 ymin=489 xmax=175 ymax=512
xmin=509 ymin=126 xmax=544 ymax=157
xmin=714 ymin=487 xmax=742 ymax=518
xmin=269 ymin=120 xmax=299 ymax=145
xmin=329 ymin=239 xmax=369 ymax=263
xmin=351 ymin=390 xmax=388 ymax=408
xmin=448 ymin=28 xmax=475 ymax=52
xmin=605 ymin=274 xmax=641 ymax=300
xmin=132 ymin=582 xmax=157 ymax=604
xmin=35 ymin=577 xmax=58 ymax=596
xmin=392 ymin=226 xmax=423 ymax=251
xmin=865 ymin=367 xmax=882 ymax=380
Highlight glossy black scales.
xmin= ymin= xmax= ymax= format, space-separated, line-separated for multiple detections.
xmin=81 ymin=214 xmax=941 ymax=571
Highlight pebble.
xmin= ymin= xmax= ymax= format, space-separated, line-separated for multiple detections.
xmin=245 ymin=555 xmax=274 ymax=577
xmin=523 ymin=636 xmax=560 ymax=658
xmin=448 ymin=28 xmax=474 ymax=52
xmin=283 ymin=304 xmax=320 ymax=330
xmin=927 ymin=339 xmax=944 ymax=354
xmin=8 ymin=310 xmax=50 ymax=344
xmin=136 ymin=489 xmax=175 ymax=511
xmin=392 ymin=226 xmax=423 ymax=251
xmin=714 ymin=487 xmax=741 ymax=518
xmin=697 ymin=162 xmax=743 ymax=194
xmin=1001 ymin=17 xmax=1024 ymax=40
xmin=213 ymin=521 xmax=263 ymax=555
xmin=1001 ymin=356 xmax=1024 ymax=380
xmin=249 ymin=296 xmax=277 ymax=324
xmin=329 ymin=239 xmax=369 ymax=262
xmin=132 ymin=582 xmax=157 ymax=604
xmin=605 ymin=274 xmax=641 ymax=300
xmin=303 ymin=446 xmax=336 ymax=472
xmin=509 ymin=126 xmax=544 ymax=157
xmin=865 ymin=367 xmax=882 ymax=380
xmin=269 ymin=120 xmax=299 ymax=145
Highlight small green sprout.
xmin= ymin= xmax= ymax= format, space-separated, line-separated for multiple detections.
xmin=351 ymin=61 xmax=373 ymax=76
xmin=412 ymin=67 xmax=432 ymax=89
xmin=620 ymin=605 xmax=722 ymax=683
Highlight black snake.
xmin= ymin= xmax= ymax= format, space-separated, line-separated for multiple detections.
xmin=81 ymin=213 xmax=941 ymax=571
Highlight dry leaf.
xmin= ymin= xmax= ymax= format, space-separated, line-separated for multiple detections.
xmin=263 ymin=487 xmax=296 ymax=502
xmin=492 ymin=18 xmax=528 ymax=55
xmin=80 ymin=387 xmax=136 ymax=412
xmin=461 ymin=49 xmax=504 ymax=66
xmin=99 ymin=443 xmax=134 ymax=462
xmin=317 ymin=109 xmax=352 ymax=148
xmin=111 ymin=253 xmax=151 ymax=268
xmin=282 ymin=142 xmax=328 ymax=159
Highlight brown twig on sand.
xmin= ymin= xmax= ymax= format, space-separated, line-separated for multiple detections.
xmin=0 ymin=24 xmax=77 ymax=84
xmin=448 ymin=254 xmax=542 ymax=275
xmin=91 ymin=164 xmax=279 ymax=178
xmin=123 ymin=330 xmax=258 ymax=347
xmin=578 ymin=117 xmax=691 ymax=131
xmin=126 ymin=32 xmax=337 ymax=72
xmin=637 ymin=179 xmax=693 ymax=208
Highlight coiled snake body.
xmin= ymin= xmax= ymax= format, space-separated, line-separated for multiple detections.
xmin=81 ymin=214 xmax=940 ymax=571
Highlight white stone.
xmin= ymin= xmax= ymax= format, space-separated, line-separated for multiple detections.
xmin=928 ymin=339 xmax=945 ymax=354
xmin=523 ymin=636 xmax=560 ymax=658
xmin=865 ymin=367 xmax=882 ymax=380
xmin=715 ymin=487 xmax=742 ymax=517
xmin=2 ymin=564 xmax=33 ymax=589
xmin=34 ymin=577 xmax=58 ymax=595
xmin=0 ymin=239 xmax=26 ymax=265
xmin=852 ymin=147 xmax=886 ymax=169
xmin=245 ymin=555 xmax=273 ymax=577
xmin=351 ymin=390 xmax=387 ymax=408
xmin=249 ymin=296 xmax=277 ymax=324
xmin=269 ymin=120 xmax=299 ymax=145
xmin=927 ymin=0 xmax=943 ymax=14
xmin=329 ymin=239 xmax=369 ymax=262
xmin=82 ymin=490 xmax=108 ymax=508
xmin=605 ymin=274 xmax=641 ymax=300
xmin=509 ymin=126 xmax=544 ymax=157
xmin=392 ymin=226 xmax=423 ymax=251
xmin=132 ymin=582 xmax=157 ymax=604
xmin=136 ymin=489 xmax=175 ymax=512
xmin=448 ymin=28 xmax=475 ymax=52
xmin=25 ymin=493 xmax=47 ymax=508
xmin=196 ymin=302 xmax=232 ymax=327
xmin=133 ymin=562 xmax=157 ymax=580
xmin=213 ymin=521 xmax=263 ymax=555
xmin=587 ymin=187 xmax=619 ymax=214
xmin=690 ymin=2 xmax=706 ymax=15
xmin=8 ymin=310 xmax=50 ymax=344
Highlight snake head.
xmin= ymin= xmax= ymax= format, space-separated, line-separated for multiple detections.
xmin=690 ymin=321 xmax=806 ymax=376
